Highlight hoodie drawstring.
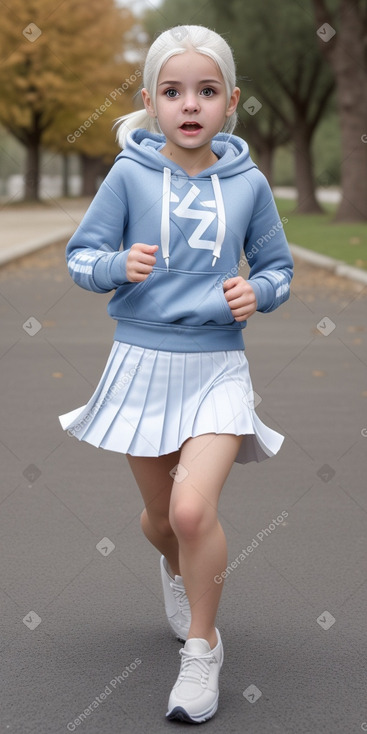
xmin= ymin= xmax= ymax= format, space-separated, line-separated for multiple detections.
xmin=210 ymin=173 xmax=225 ymax=267
xmin=161 ymin=166 xmax=226 ymax=271
xmin=161 ymin=167 xmax=171 ymax=271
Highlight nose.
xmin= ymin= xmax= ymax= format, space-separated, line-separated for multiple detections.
xmin=182 ymin=93 xmax=199 ymax=112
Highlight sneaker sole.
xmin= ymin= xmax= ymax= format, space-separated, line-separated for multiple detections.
xmin=166 ymin=699 xmax=219 ymax=724
xmin=168 ymin=618 xmax=189 ymax=642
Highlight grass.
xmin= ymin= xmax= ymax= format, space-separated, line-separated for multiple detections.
xmin=275 ymin=198 xmax=367 ymax=270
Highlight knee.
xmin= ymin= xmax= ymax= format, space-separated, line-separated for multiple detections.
xmin=140 ymin=508 xmax=174 ymax=539
xmin=169 ymin=502 xmax=213 ymax=542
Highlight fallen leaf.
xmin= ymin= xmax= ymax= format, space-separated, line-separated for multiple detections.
xmin=347 ymin=325 xmax=364 ymax=333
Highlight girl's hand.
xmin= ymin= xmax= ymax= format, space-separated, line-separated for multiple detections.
xmin=222 ymin=276 xmax=257 ymax=322
xmin=126 ymin=243 xmax=159 ymax=282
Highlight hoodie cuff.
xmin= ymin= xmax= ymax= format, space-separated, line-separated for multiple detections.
xmin=93 ymin=251 xmax=130 ymax=290
xmin=247 ymin=277 xmax=272 ymax=313
xmin=109 ymin=251 xmax=129 ymax=285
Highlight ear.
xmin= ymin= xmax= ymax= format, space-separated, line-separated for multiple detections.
xmin=225 ymin=86 xmax=240 ymax=118
xmin=141 ymin=88 xmax=156 ymax=118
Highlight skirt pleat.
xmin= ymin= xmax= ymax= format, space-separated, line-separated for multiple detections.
xmin=127 ymin=350 xmax=165 ymax=455
xmin=59 ymin=341 xmax=284 ymax=464
xmin=159 ymin=351 xmax=185 ymax=455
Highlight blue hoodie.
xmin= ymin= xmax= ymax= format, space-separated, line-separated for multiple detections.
xmin=66 ymin=130 xmax=293 ymax=352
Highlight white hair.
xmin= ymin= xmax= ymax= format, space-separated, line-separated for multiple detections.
xmin=114 ymin=25 xmax=238 ymax=148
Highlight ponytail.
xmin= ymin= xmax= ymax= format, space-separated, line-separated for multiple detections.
xmin=114 ymin=108 xmax=160 ymax=149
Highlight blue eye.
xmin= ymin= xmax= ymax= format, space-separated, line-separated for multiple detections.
xmin=165 ymin=88 xmax=178 ymax=98
xmin=201 ymin=87 xmax=215 ymax=97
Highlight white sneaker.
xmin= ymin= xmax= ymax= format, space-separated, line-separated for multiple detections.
xmin=166 ymin=628 xmax=223 ymax=723
xmin=160 ymin=556 xmax=191 ymax=641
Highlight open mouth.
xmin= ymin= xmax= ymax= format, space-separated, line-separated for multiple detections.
xmin=180 ymin=122 xmax=202 ymax=131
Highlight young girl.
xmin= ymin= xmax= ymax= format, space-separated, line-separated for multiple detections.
xmin=59 ymin=25 xmax=293 ymax=724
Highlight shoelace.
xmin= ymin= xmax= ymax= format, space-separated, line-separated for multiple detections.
xmin=178 ymin=649 xmax=215 ymax=688
xmin=170 ymin=579 xmax=191 ymax=618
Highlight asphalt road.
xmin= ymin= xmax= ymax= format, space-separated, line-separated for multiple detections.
xmin=1 ymin=243 xmax=367 ymax=734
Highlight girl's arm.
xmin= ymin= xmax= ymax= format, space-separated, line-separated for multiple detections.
xmin=244 ymin=170 xmax=294 ymax=313
xmin=65 ymin=164 xmax=131 ymax=293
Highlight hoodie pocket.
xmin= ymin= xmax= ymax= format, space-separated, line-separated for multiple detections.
xmin=217 ymin=281 xmax=235 ymax=322
xmin=119 ymin=275 xmax=154 ymax=317
xmin=121 ymin=267 xmax=236 ymax=327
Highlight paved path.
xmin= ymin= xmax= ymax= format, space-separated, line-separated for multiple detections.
xmin=3 ymin=192 xmax=367 ymax=287
xmin=0 ymin=187 xmax=339 ymax=265
xmin=273 ymin=186 xmax=341 ymax=204
xmin=0 ymin=198 xmax=92 ymax=265
xmin=0 ymin=242 xmax=366 ymax=733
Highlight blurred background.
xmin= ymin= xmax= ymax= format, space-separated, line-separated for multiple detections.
xmin=0 ymin=0 xmax=366 ymax=267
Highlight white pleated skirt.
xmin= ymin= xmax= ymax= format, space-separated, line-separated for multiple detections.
xmin=58 ymin=341 xmax=284 ymax=464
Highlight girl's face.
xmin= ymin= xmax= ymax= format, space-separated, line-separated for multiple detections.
xmin=142 ymin=50 xmax=240 ymax=161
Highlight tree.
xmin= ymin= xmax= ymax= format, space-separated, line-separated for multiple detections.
xmin=143 ymin=0 xmax=335 ymax=210
xmin=230 ymin=0 xmax=335 ymax=213
xmin=311 ymin=0 xmax=367 ymax=221
xmin=43 ymin=60 xmax=142 ymax=196
xmin=0 ymin=0 xmax=135 ymax=200
xmin=237 ymin=112 xmax=290 ymax=189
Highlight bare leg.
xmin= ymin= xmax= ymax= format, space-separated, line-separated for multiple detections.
xmin=127 ymin=450 xmax=180 ymax=575
xmin=169 ymin=433 xmax=242 ymax=649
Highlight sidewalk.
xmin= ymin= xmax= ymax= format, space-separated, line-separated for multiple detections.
xmin=1 ymin=193 xmax=367 ymax=285
xmin=273 ymin=186 xmax=341 ymax=204
xmin=0 ymin=197 xmax=91 ymax=266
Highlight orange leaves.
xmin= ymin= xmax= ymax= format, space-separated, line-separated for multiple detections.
xmin=0 ymin=0 xmax=137 ymax=159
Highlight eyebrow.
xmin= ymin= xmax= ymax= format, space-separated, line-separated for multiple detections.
xmin=158 ymin=78 xmax=223 ymax=86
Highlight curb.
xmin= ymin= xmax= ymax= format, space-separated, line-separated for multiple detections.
xmin=1 ymin=229 xmax=367 ymax=288
xmin=289 ymin=243 xmax=367 ymax=286
xmin=0 ymin=227 xmax=76 ymax=267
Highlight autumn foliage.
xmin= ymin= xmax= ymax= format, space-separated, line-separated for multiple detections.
xmin=0 ymin=0 xmax=138 ymax=199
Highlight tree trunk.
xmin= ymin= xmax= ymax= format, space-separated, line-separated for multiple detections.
xmin=312 ymin=0 xmax=367 ymax=221
xmin=24 ymin=136 xmax=40 ymax=201
xmin=293 ymin=123 xmax=323 ymax=213
xmin=333 ymin=31 xmax=367 ymax=221
xmin=62 ymin=154 xmax=70 ymax=197
xmin=256 ymin=144 xmax=274 ymax=188
xmin=80 ymin=154 xmax=102 ymax=196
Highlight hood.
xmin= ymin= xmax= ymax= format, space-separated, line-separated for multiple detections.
xmin=115 ymin=129 xmax=258 ymax=269
xmin=116 ymin=129 xmax=257 ymax=178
